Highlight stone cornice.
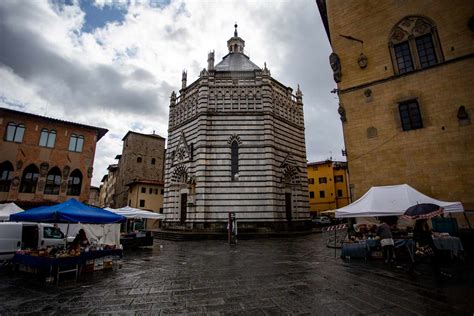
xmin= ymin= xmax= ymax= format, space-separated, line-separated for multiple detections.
xmin=339 ymin=53 xmax=474 ymax=95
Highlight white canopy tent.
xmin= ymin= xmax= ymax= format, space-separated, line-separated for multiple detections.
xmin=106 ymin=206 xmax=165 ymax=220
xmin=0 ymin=203 xmax=23 ymax=221
xmin=59 ymin=223 xmax=121 ymax=247
xmin=335 ymin=184 xmax=464 ymax=218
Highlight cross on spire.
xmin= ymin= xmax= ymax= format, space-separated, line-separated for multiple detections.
xmin=234 ymin=23 xmax=238 ymax=37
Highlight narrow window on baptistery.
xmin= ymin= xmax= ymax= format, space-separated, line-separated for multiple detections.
xmin=231 ymin=140 xmax=239 ymax=181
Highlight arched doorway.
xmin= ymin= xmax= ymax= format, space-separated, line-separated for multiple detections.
xmin=282 ymin=165 xmax=299 ymax=222
xmin=172 ymin=165 xmax=189 ymax=224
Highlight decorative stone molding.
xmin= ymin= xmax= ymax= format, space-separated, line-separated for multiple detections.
xmin=39 ymin=162 xmax=49 ymax=177
xmin=61 ymin=181 xmax=68 ymax=193
xmin=282 ymin=164 xmax=299 ymax=185
xmin=263 ymin=62 xmax=271 ymax=76
xmin=37 ymin=179 xmax=45 ymax=192
xmin=171 ymin=165 xmax=188 ymax=184
xmin=199 ymin=68 xmax=209 ymax=77
xmin=11 ymin=177 xmax=20 ymax=188
xmin=390 ymin=16 xmax=434 ymax=44
xmin=175 ymin=147 xmax=187 ymax=161
xmin=227 ymin=134 xmax=242 ymax=145
xmin=173 ymin=132 xmax=190 ymax=165
xmin=63 ymin=165 xmax=71 ymax=178
xmin=364 ymin=88 xmax=373 ymax=102
xmin=87 ymin=167 xmax=93 ymax=178
xmin=358 ymin=53 xmax=368 ymax=69
xmin=16 ymin=160 xmax=23 ymax=170
xmin=329 ymin=52 xmax=342 ymax=83
xmin=367 ymin=126 xmax=378 ymax=139
xmin=388 ymin=16 xmax=443 ymax=74
xmin=391 ymin=26 xmax=408 ymax=42
xmin=338 ymin=104 xmax=347 ymax=122
xmin=412 ymin=18 xmax=432 ymax=36
xmin=280 ymin=153 xmax=298 ymax=169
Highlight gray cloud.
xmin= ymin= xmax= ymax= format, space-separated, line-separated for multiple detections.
xmin=247 ymin=1 xmax=344 ymax=162
xmin=0 ymin=1 xmax=164 ymax=117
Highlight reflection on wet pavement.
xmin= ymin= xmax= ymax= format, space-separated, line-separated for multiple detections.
xmin=0 ymin=234 xmax=473 ymax=315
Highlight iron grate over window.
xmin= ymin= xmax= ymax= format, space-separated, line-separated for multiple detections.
xmin=399 ymin=100 xmax=423 ymax=131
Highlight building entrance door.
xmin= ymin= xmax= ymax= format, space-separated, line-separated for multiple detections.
xmin=285 ymin=192 xmax=292 ymax=222
xmin=180 ymin=193 xmax=187 ymax=224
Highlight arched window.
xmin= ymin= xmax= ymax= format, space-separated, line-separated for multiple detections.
xmin=0 ymin=161 xmax=14 ymax=192
xmin=19 ymin=164 xmax=39 ymax=193
xmin=231 ymin=140 xmax=239 ymax=181
xmin=39 ymin=128 xmax=56 ymax=148
xmin=151 ymin=158 xmax=156 ymax=165
xmin=5 ymin=122 xmax=25 ymax=143
xmin=69 ymin=134 xmax=84 ymax=152
xmin=44 ymin=167 xmax=62 ymax=195
xmin=137 ymin=157 xmax=142 ymax=163
xmin=389 ymin=16 xmax=443 ymax=75
xmin=67 ymin=169 xmax=82 ymax=196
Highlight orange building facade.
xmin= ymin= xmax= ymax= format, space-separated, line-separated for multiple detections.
xmin=0 ymin=107 xmax=107 ymax=207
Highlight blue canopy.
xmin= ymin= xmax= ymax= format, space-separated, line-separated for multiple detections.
xmin=10 ymin=199 xmax=126 ymax=224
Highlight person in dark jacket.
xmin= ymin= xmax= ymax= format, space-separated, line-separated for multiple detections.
xmin=411 ymin=219 xmax=441 ymax=278
xmin=413 ymin=219 xmax=435 ymax=248
xmin=71 ymin=229 xmax=89 ymax=250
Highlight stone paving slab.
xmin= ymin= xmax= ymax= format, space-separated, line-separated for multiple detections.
xmin=0 ymin=234 xmax=473 ymax=315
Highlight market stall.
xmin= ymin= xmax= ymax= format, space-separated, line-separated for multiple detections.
xmin=9 ymin=199 xmax=126 ymax=284
xmin=335 ymin=185 xmax=465 ymax=261
xmin=335 ymin=184 xmax=464 ymax=218
xmin=340 ymin=237 xmax=415 ymax=262
xmin=0 ymin=202 xmax=23 ymax=221
xmin=13 ymin=249 xmax=122 ymax=283
xmin=106 ymin=206 xmax=164 ymax=248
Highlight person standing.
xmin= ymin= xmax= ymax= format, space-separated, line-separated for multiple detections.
xmin=71 ymin=229 xmax=90 ymax=250
xmin=411 ymin=219 xmax=440 ymax=278
xmin=376 ymin=219 xmax=394 ymax=263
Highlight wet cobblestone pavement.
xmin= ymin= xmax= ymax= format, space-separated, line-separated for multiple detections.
xmin=1 ymin=233 xmax=473 ymax=315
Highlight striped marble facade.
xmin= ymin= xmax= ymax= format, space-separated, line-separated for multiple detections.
xmin=163 ymin=29 xmax=310 ymax=231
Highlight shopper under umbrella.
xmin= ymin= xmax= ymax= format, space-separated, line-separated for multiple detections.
xmin=402 ymin=203 xmax=443 ymax=220
xmin=403 ymin=203 xmax=447 ymax=279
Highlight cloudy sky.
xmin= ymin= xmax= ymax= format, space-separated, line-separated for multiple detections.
xmin=0 ymin=0 xmax=343 ymax=186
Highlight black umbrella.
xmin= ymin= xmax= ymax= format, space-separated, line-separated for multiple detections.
xmin=402 ymin=203 xmax=443 ymax=220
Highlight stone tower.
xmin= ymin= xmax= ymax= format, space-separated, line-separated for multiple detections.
xmin=163 ymin=25 xmax=310 ymax=231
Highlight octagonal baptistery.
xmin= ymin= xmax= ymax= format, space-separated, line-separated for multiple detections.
xmin=163 ymin=26 xmax=310 ymax=232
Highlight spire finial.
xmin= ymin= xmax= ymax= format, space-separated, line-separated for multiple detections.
xmin=234 ymin=23 xmax=238 ymax=37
